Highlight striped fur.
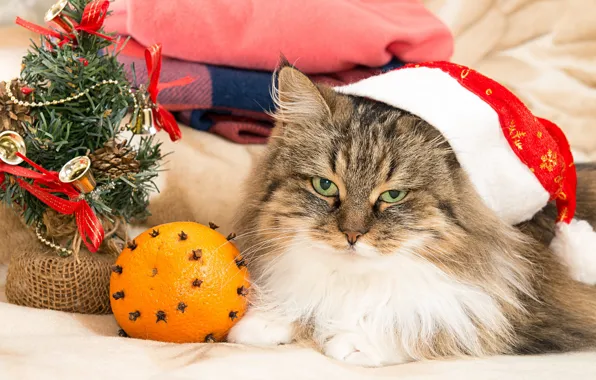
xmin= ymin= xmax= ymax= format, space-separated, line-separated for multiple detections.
xmin=227 ymin=64 xmax=596 ymax=367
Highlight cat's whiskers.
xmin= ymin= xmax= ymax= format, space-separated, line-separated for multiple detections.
xmin=238 ymin=228 xmax=313 ymax=255
xmin=230 ymin=226 xmax=312 ymax=245
xmin=240 ymin=236 xmax=296 ymax=263
xmin=210 ymin=226 xmax=308 ymax=254
xmin=220 ymin=237 xmax=313 ymax=291
xmin=221 ymin=229 xmax=313 ymax=277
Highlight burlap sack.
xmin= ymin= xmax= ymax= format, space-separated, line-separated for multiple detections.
xmin=5 ymin=246 xmax=116 ymax=314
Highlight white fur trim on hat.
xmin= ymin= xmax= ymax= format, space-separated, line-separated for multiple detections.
xmin=334 ymin=67 xmax=550 ymax=225
xmin=551 ymin=219 xmax=596 ymax=285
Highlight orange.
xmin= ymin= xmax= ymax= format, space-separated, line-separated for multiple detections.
xmin=110 ymin=221 xmax=250 ymax=343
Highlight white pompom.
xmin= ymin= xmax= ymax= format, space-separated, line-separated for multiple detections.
xmin=550 ymin=219 xmax=596 ymax=285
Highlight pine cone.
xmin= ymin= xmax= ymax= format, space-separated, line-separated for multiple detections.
xmin=89 ymin=139 xmax=141 ymax=179
xmin=0 ymin=80 xmax=33 ymax=135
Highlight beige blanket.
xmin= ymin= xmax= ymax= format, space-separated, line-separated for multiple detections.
xmin=2 ymin=0 xmax=596 ymax=378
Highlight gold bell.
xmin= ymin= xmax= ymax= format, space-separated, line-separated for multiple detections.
xmin=45 ymin=0 xmax=73 ymax=33
xmin=129 ymin=107 xmax=158 ymax=135
xmin=59 ymin=156 xmax=96 ymax=194
xmin=0 ymin=131 xmax=27 ymax=165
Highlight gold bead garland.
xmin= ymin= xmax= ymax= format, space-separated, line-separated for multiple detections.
xmin=5 ymin=79 xmax=141 ymax=126
xmin=128 ymin=87 xmax=139 ymax=110
xmin=5 ymin=79 xmax=124 ymax=107
xmin=35 ymin=223 xmax=73 ymax=257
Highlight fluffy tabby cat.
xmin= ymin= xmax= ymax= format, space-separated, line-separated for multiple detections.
xmin=226 ymin=63 xmax=596 ymax=367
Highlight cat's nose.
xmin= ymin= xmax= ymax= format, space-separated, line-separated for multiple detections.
xmin=344 ymin=231 xmax=363 ymax=246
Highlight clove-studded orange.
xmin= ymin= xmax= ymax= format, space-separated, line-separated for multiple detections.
xmin=110 ymin=221 xmax=250 ymax=343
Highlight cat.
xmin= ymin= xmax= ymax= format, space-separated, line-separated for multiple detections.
xmin=226 ymin=62 xmax=596 ymax=367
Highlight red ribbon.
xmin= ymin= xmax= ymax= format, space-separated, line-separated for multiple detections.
xmin=0 ymin=155 xmax=104 ymax=253
xmin=15 ymin=16 xmax=70 ymax=47
xmin=145 ymin=43 xmax=194 ymax=142
xmin=15 ymin=0 xmax=113 ymax=46
xmin=75 ymin=0 xmax=114 ymax=42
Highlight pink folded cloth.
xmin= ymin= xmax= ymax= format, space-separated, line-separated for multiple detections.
xmin=105 ymin=0 xmax=453 ymax=74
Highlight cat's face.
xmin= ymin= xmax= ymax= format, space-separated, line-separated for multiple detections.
xmin=243 ymin=65 xmax=468 ymax=260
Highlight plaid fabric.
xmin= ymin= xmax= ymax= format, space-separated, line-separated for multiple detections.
xmin=117 ymin=40 xmax=404 ymax=144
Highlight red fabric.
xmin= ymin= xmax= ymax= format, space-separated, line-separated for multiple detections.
xmin=401 ymin=61 xmax=576 ymax=224
xmin=0 ymin=155 xmax=105 ymax=252
xmin=208 ymin=115 xmax=273 ymax=145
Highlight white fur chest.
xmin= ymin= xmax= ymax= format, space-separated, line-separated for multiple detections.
xmin=258 ymin=238 xmax=509 ymax=357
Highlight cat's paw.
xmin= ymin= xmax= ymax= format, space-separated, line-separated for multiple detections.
xmin=323 ymin=332 xmax=384 ymax=367
xmin=227 ymin=310 xmax=294 ymax=346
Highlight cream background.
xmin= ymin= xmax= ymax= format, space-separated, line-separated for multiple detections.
xmin=0 ymin=0 xmax=55 ymax=25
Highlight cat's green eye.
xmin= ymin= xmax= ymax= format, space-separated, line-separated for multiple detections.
xmin=379 ymin=190 xmax=408 ymax=203
xmin=312 ymin=177 xmax=339 ymax=197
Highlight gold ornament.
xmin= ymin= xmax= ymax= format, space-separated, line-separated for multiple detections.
xmin=127 ymin=87 xmax=157 ymax=135
xmin=0 ymin=131 xmax=26 ymax=165
xmin=45 ymin=0 xmax=73 ymax=33
xmin=59 ymin=156 xmax=96 ymax=193
xmin=130 ymin=107 xmax=158 ymax=135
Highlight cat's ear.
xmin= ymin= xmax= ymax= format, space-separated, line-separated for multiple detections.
xmin=273 ymin=59 xmax=332 ymax=125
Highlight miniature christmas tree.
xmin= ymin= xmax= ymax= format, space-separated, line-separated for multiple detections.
xmin=0 ymin=0 xmax=184 ymax=256
xmin=0 ymin=0 xmax=187 ymax=314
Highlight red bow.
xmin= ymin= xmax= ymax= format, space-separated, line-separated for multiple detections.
xmin=0 ymin=155 xmax=104 ymax=253
xmin=75 ymin=0 xmax=114 ymax=42
xmin=145 ymin=43 xmax=194 ymax=142
xmin=15 ymin=0 xmax=113 ymax=46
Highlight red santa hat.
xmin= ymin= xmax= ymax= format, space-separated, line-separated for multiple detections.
xmin=335 ymin=61 xmax=596 ymax=285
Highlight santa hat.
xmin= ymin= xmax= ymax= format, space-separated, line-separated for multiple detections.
xmin=335 ymin=61 xmax=596 ymax=285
